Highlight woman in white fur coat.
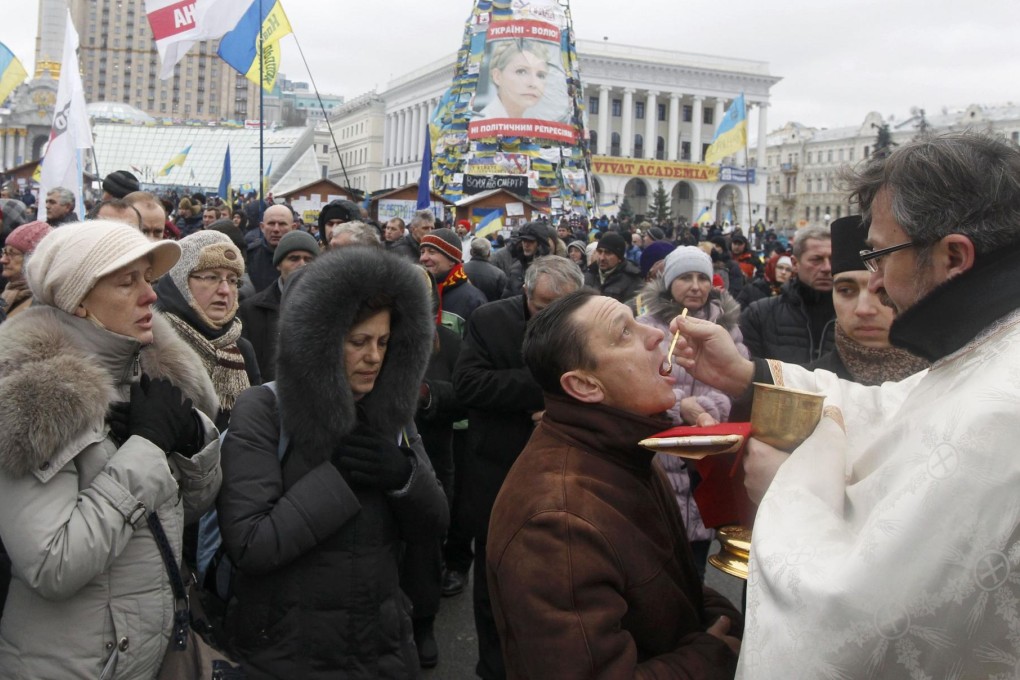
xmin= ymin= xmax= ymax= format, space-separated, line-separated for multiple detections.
xmin=0 ymin=221 xmax=222 ymax=679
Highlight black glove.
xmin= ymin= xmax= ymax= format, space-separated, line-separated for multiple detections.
xmin=128 ymin=375 xmax=198 ymax=454
xmin=332 ymin=424 xmax=413 ymax=491
xmin=106 ymin=401 xmax=131 ymax=444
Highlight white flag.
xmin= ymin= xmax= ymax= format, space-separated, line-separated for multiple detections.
xmin=39 ymin=11 xmax=92 ymax=220
xmin=145 ymin=0 xmax=250 ymax=80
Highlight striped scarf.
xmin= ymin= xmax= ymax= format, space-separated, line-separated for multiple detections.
xmin=436 ymin=264 xmax=469 ymax=323
xmin=164 ymin=312 xmax=250 ymax=414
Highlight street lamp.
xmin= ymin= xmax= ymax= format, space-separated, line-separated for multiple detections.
xmin=824 ymin=213 xmax=831 ymax=227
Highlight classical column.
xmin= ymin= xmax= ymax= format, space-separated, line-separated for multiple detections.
xmin=644 ymin=91 xmax=658 ymax=160
xmin=382 ymin=114 xmax=392 ymax=166
xmin=399 ymin=109 xmax=412 ymax=167
xmin=395 ymin=110 xmax=406 ymax=166
xmin=410 ymin=105 xmax=420 ymax=162
xmin=597 ymin=85 xmax=610 ymax=156
xmin=0 ymin=130 xmax=7 ymax=172
xmin=5 ymin=131 xmax=14 ymax=169
xmin=620 ymin=88 xmax=635 ymax=157
xmin=757 ymin=102 xmax=769 ymax=168
xmin=690 ymin=95 xmax=704 ymax=163
xmin=667 ymin=93 xmax=680 ymax=161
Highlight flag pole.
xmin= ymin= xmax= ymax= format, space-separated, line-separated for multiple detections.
xmin=258 ymin=0 xmax=265 ymax=221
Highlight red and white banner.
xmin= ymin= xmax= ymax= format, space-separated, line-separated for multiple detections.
xmin=468 ymin=118 xmax=577 ymax=144
xmin=144 ymin=0 xmax=249 ymax=79
xmin=39 ymin=10 xmax=92 ymax=219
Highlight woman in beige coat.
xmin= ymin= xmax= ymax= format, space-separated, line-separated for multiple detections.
xmin=0 ymin=221 xmax=222 ymax=679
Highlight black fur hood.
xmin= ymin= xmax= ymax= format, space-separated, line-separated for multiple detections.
xmin=638 ymin=274 xmax=742 ymax=331
xmin=276 ymin=247 xmax=433 ymax=456
xmin=0 ymin=306 xmax=218 ymax=478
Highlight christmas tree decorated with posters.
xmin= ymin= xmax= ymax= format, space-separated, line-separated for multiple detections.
xmin=429 ymin=0 xmax=594 ymax=221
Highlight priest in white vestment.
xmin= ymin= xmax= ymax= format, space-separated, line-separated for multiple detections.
xmin=670 ymin=131 xmax=1020 ymax=679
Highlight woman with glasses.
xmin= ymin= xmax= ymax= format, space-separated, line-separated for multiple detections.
xmin=155 ymin=231 xmax=261 ymax=431
xmin=0 ymin=221 xmax=51 ymax=322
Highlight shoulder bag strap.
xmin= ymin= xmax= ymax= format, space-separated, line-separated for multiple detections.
xmin=147 ymin=512 xmax=191 ymax=651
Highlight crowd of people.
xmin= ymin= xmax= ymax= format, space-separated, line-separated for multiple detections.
xmin=0 ymin=130 xmax=1017 ymax=679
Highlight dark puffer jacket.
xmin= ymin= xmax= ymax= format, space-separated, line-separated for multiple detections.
xmin=739 ymin=279 xmax=836 ymax=364
xmin=218 ymin=247 xmax=449 ymax=680
xmin=583 ymin=259 xmax=644 ymax=304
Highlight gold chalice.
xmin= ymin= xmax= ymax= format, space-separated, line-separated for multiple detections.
xmin=709 ymin=383 xmax=824 ymax=580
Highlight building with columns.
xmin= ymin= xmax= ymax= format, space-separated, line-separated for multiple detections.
xmin=753 ymin=104 xmax=1020 ymax=230
xmin=362 ymin=39 xmax=780 ymax=223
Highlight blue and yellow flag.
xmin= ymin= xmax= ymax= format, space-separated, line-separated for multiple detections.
xmin=474 ymin=209 xmax=504 ymax=239
xmin=158 ymin=145 xmax=191 ymax=177
xmin=217 ymin=0 xmax=292 ymax=92
xmin=704 ymin=93 xmax=747 ymax=165
xmin=0 ymin=42 xmax=28 ymax=105
xmin=218 ymin=144 xmax=232 ymax=202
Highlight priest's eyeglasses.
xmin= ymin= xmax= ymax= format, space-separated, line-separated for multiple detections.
xmin=859 ymin=241 xmax=916 ymax=273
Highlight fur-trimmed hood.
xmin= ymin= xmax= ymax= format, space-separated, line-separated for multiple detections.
xmin=276 ymin=247 xmax=433 ymax=458
xmin=638 ymin=274 xmax=742 ymax=331
xmin=0 ymin=306 xmax=218 ymax=478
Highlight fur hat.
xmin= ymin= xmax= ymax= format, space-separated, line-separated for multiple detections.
xmin=597 ymin=232 xmax=627 ymax=260
xmin=102 ymin=170 xmax=140 ymax=199
xmin=663 ymin=246 xmax=713 ymax=289
xmin=830 ymin=215 xmax=867 ymax=275
xmin=27 ymin=220 xmax=181 ymax=314
xmin=420 ymin=227 xmax=463 ymax=263
xmin=273 ymin=230 xmax=320 ymax=266
xmin=640 ymin=240 xmax=676 ymax=278
xmin=317 ymin=199 xmax=360 ymax=231
xmin=6 ymin=221 xmax=53 ymax=255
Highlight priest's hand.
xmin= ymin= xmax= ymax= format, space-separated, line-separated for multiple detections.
xmin=668 ymin=314 xmax=754 ymax=398
xmin=744 ymin=438 xmax=790 ymax=505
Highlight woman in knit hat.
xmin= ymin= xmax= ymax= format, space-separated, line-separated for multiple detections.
xmin=0 ymin=220 xmax=221 ymax=678
xmin=635 ymin=245 xmax=749 ymax=576
xmin=155 ymin=230 xmax=261 ymax=430
xmin=0 ymin=220 xmax=52 ymax=321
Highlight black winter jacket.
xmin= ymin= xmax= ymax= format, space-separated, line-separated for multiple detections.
xmin=739 ymin=279 xmax=836 ymax=365
xmin=453 ymin=295 xmax=544 ymax=538
xmin=464 ymin=258 xmax=508 ymax=302
xmin=583 ymin=260 xmax=643 ymax=304
xmin=238 ymin=280 xmax=281 ymax=381
xmin=218 ymin=247 xmax=448 ymax=680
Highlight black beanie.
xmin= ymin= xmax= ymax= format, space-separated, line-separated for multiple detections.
xmin=830 ymin=215 xmax=867 ymax=275
xmin=103 ymin=170 xmax=139 ymax=199
xmin=597 ymin=232 xmax=627 ymax=260
xmin=317 ymin=199 xmax=360 ymax=232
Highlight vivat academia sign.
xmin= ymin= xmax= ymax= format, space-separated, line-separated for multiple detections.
xmin=591 ymin=156 xmax=718 ymax=183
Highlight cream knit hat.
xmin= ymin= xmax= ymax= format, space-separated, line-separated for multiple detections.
xmin=27 ymin=220 xmax=180 ymax=314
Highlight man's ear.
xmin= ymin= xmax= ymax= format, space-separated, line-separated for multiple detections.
xmin=943 ymin=233 xmax=976 ymax=279
xmin=74 ymin=304 xmax=88 ymax=319
xmin=560 ymin=370 xmax=605 ymax=404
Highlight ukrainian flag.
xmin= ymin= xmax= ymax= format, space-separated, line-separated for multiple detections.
xmin=158 ymin=145 xmax=191 ymax=177
xmin=703 ymin=93 xmax=747 ymax=165
xmin=0 ymin=42 xmax=28 ymax=105
xmin=474 ymin=210 xmax=504 ymax=239
xmin=218 ymin=0 xmax=293 ymax=92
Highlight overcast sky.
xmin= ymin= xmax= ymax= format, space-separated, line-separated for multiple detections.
xmin=7 ymin=0 xmax=1019 ymax=136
